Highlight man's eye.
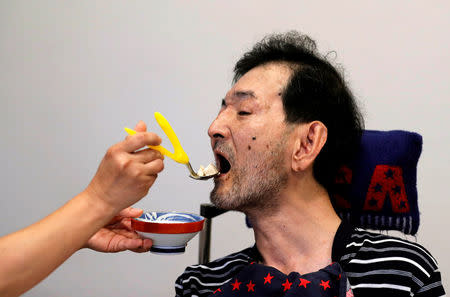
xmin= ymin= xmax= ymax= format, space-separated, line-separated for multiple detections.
xmin=238 ymin=111 xmax=251 ymax=116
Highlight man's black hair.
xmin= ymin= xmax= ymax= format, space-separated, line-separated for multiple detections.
xmin=234 ymin=31 xmax=364 ymax=191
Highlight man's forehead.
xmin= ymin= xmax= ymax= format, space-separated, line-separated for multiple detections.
xmin=228 ymin=63 xmax=293 ymax=99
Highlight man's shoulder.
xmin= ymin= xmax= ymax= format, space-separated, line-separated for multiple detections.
xmin=342 ymin=227 xmax=441 ymax=290
xmin=175 ymin=246 xmax=254 ymax=297
xmin=344 ymin=228 xmax=438 ymax=268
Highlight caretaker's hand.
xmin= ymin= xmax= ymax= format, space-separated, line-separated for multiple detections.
xmin=84 ymin=207 xmax=152 ymax=253
xmin=85 ymin=120 xmax=164 ymax=214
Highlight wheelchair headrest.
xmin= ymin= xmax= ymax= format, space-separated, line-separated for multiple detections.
xmin=330 ymin=130 xmax=422 ymax=235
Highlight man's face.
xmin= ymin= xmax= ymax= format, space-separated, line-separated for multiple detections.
xmin=208 ymin=63 xmax=294 ymax=212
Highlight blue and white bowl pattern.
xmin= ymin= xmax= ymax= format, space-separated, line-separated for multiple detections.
xmin=138 ymin=212 xmax=202 ymax=223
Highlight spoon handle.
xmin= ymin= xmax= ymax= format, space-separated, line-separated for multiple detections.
xmin=124 ymin=112 xmax=189 ymax=164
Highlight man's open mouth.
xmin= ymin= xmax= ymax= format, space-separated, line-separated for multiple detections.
xmin=216 ymin=153 xmax=231 ymax=175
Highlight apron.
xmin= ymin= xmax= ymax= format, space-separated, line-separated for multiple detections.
xmin=208 ymin=262 xmax=353 ymax=297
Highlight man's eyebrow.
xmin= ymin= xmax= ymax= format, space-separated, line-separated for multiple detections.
xmin=221 ymin=90 xmax=257 ymax=107
xmin=233 ymin=90 xmax=257 ymax=99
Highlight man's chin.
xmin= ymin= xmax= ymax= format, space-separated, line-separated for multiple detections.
xmin=210 ymin=191 xmax=237 ymax=211
xmin=210 ymin=191 xmax=250 ymax=212
xmin=209 ymin=178 xmax=254 ymax=211
xmin=209 ymin=193 xmax=230 ymax=210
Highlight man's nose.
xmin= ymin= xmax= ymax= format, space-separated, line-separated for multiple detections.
xmin=208 ymin=112 xmax=230 ymax=140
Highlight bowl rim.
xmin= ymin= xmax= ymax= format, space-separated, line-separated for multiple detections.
xmin=131 ymin=211 xmax=205 ymax=234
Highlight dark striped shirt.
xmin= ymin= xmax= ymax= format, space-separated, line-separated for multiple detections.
xmin=175 ymin=223 xmax=445 ymax=296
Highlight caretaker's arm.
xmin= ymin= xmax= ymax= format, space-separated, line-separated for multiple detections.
xmin=0 ymin=121 xmax=164 ymax=297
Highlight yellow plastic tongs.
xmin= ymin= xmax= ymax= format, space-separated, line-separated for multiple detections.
xmin=124 ymin=112 xmax=219 ymax=180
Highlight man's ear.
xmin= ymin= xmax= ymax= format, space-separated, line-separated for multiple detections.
xmin=291 ymin=121 xmax=328 ymax=172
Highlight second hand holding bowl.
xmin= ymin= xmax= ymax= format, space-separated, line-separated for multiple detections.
xmin=124 ymin=112 xmax=219 ymax=180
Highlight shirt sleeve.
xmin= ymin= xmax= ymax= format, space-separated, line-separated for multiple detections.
xmin=174 ymin=274 xmax=184 ymax=297
xmin=414 ymin=269 xmax=446 ymax=297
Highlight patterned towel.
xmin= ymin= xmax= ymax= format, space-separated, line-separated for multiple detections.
xmin=208 ymin=262 xmax=352 ymax=297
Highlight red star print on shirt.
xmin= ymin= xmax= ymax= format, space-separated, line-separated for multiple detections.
xmin=231 ymin=279 xmax=241 ymax=291
xmin=247 ymin=280 xmax=255 ymax=292
xmin=263 ymin=273 xmax=274 ymax=284
xmin=320 ymin=280 xmax=331 ymax=291
xmin=213 ymin=288 xmax=221 ymax=294
xmin=298 ymin=278 xmax=311 ymax=288
xmin=282 ymin=279 xmax=292 ymax=291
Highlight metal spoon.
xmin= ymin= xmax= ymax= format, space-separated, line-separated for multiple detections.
xmin=186 ymin=163 xmax=219 ymax=180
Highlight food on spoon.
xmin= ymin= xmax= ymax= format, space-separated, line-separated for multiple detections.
xmin=197 ymin=163 xmax=219 ymax=177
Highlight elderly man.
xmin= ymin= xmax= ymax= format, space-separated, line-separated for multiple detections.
xmin=175 ymin=32 xmax=445 ymax=297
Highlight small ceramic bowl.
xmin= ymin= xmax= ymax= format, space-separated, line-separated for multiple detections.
xmin=131 ymin=211 xmax=205 ymax=254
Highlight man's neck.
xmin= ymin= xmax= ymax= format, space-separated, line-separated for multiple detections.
xmin=246 ymin=177 xmax=341 ymax=275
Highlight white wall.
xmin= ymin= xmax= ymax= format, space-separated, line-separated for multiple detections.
xmin=1 ymin=1 xmax=448 ymax=296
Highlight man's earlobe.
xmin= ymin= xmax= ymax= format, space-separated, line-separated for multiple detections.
xmin=292 ymin=121 xmax=327 ymax=172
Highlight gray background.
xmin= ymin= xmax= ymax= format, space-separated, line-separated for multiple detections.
xmin=1 ymin=1 xmax=449 ymax=296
